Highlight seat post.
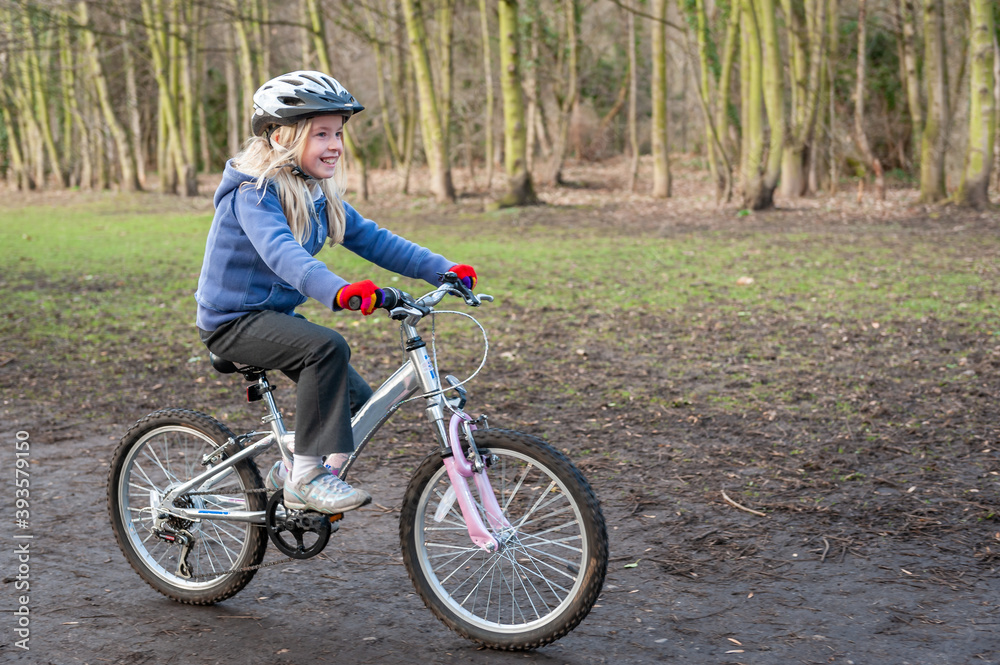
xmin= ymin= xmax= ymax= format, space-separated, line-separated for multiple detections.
xmin=256 ymin=373 xmax=292 ymax=462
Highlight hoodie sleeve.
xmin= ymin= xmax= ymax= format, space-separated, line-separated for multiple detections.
xmin=341 ymin=202 xmax=453 ymax=285
xmin=233 ymin=184 xmax=349 ymax=308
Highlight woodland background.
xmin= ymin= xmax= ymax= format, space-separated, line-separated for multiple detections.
xmin=0 ymin=0 xmax=997 ymax=210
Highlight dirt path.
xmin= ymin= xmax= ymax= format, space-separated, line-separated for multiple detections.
xmin=3 ymin=423 xmax=997 ymax=665
xmin=3 ymin=177 xmax=1000 ymax=662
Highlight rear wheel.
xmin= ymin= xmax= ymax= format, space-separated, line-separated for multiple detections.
xmin=108 ymin=409 xmax=268 ymax=604
xmin=399 ymin=429 xmax=608 ymax=650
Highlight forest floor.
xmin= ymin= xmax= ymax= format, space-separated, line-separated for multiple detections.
xmin=2 ymin=159 xmax=999 ymax=664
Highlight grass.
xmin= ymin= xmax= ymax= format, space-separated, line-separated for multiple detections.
xmin=1 ymin=190 xmax=998 ymax=434
xmin=3 ymin=197 xmax=997 ymax=335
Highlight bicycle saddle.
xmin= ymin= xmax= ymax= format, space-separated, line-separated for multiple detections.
xmin=209 ymin=352 xmax=239 ymax=374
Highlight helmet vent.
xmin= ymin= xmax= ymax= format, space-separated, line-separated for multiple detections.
xmin=300 ymin=73 xmax=326 ymax=87
xmin=278 ymin=96 xmax=305 ymax=106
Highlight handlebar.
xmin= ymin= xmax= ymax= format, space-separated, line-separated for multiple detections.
xmin=376 ymin=272 xmax=493 ymax=324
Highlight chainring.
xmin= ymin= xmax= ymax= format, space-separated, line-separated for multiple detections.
xmin=264 ymin=490 xmax=335 ymax=559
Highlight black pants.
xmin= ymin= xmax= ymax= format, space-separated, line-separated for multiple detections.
xmin=199 ymin=310 xmax=373 ymax=456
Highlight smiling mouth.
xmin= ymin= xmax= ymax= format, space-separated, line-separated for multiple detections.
xmin=321 ymin=157 xmax=338 ymax=165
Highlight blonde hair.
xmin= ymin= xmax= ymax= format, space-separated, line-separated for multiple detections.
xmin=232 ymin=117 xmax=346 ymax=246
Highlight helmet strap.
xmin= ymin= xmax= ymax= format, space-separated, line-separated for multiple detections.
xmin=288 ymin=164 xmax=317 ymax=182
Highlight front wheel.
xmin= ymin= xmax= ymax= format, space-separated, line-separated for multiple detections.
xmin=108 ymin=409 xmax=268 ymax=604
xmin=399 ymin=429 xmax=608 ymax=650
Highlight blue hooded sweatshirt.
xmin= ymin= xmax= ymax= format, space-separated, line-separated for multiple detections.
xmin=195 ymin=161 xmax=453 ymax=331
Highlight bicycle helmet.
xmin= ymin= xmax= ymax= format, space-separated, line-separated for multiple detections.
xmin=251 ymin=71 xmax=365 ymax=137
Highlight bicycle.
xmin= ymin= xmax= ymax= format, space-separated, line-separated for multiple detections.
xmin=107 ymin=273 xmax=609 ymax=650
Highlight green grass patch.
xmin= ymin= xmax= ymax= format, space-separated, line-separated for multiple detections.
xmin=2 ymin=193 xmax=998 ymax=375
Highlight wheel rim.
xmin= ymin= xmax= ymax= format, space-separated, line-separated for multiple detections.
xmin=414 ymin=448 xmax=590 ymax=633
xmin=117 ymin=425 xmax=255 ymax=590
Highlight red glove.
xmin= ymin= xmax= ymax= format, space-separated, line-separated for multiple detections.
xmin=450 ymin=264 xmax=477 ymax=290
xmin=335 ymin=280 xmax=382 ymax=315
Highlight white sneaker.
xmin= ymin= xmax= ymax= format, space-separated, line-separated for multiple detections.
xmin=265 ymin=460 xmax=288 ymax=490
xmin=283 ymin=466 xmax=371 ymax=514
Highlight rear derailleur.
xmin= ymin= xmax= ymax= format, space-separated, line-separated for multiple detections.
xmin=265 ymin=491 xmax=341 ymax=559
xmin=152 ymin=525 xmax=195 ymax=579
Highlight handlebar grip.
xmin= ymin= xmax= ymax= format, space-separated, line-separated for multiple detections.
xmin=378 ymin=287 xmax=401 ymax=310
xmin=350 ymin=289 xmax=401 ymax=311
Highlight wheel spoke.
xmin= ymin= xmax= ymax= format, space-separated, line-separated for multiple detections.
xmin=499 ymin=464 xmax=534 ymax=516
xmin=503 ymin=549 xmax=547 ymax=619
xmin=141 ymin=445 xmax=177 ymax=485
xmin=130 ymin=462 xmax=163 ymax=495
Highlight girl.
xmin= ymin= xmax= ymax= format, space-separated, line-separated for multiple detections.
xmin=195 ymin=71 xmax=477 ymax=514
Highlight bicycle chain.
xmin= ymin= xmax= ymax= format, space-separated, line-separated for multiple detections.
xmin=172 ymin=486 xmax=300 ymax=580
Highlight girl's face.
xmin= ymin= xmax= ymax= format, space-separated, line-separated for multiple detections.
xmin=299 ymin=114 xmax=345 ymax=180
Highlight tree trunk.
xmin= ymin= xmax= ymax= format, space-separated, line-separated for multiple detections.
xmin=402 ymin=60 xmax=419 ymax=194
xmin=544 ymin=0 xmax=579 ymax=185
xmin=387 ymin=2 xmax=419 ymax=192
xmin=177 ymin=1 xmax=199 ymax=196
xmin=853 ymin=0 xmax=885 ymax=201
xmin=755 ymin=0 xmax=784 ymax=208
xmin=955 ymin=0 xmax=995 ymax=208
xmin=716 ymin=3 xmax=741 ymax=164
xmin=497 ymin=0 xmax=538 ymax=206
xmin=256 ymin=0 xmax=270 ymax=85
xmin=478 ymin=0 xmax=496 ymax=191
xmin=994 ymin=27 xmax=1000 ymax=197
xmin=919 ymin=0 xmax=949 ymax=203
xmin=0 ymin=104 xmax=28 ymax=190
xmin=232 ymin=0 xmax=259 ymax=122
xmin=437 ymin=0 xmax=456 ymax=148
xmin=741 ymin=0 xmax=767 ymax=209
xmin=79 ymin=1 xmax=141 ymax=192
xmin=400 ymin=0 xmax=455 ymax=202
xmin=898 ymin=0 xmax=923 ymax=172
xmin=627 ymin=1 xmax=639 ymax=192
xmin=364 ymin=4 xmax=402 ymax=167
xmin=693 ymin=0 xmax=719 ymax=193
xmin=779 ymin=0 xmax=827 ymax=199
xmin=824 ymin=0 xmax=840 ymax=193
xmin=121 ymin=18 xmax=147 ymax=187
xmin=142 ymin=0 xmax=186 ymax=193
xmin=224 ymin=29 xmax=241 ymax=157
xmin=58 ymin=15 xmax=77 ymax=186
xmin=524 ymin=0 xmax=540 ymax=174
xmin=650 ymin=0 xmax=671 ymax=198
xmin=24 ymin=18 xmax=66 ymax=187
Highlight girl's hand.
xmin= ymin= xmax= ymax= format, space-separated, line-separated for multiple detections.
xmin=449 ymin=264 xmax=477 ymax=290
xmin=336 ymin=280 xmax=382 ymax=315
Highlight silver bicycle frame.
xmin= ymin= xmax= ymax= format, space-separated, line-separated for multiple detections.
xmin=161 ymin=320 xmax=451 ymax=526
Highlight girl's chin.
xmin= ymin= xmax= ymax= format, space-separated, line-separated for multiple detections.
xmin=310 ymin=164 xmax=337 ymax=178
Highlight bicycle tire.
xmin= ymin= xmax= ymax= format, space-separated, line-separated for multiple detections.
xmin=399 ymin=429 xmax=608 ymax=650
xmin=107 ymin=408 xmax=268 ymax=604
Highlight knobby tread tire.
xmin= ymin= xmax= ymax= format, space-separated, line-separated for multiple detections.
xmin=399 ymin=429 xmax=608 ymax=650
xmin=108 ymin=408 xmax=267 ymax=605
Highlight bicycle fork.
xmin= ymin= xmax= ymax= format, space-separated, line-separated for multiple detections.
xmin=441 ymin=414 xmax=512 ymax=553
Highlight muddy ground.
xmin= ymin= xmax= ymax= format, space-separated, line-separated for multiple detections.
xmin=2 ymin=165 xmax=999 ymax=664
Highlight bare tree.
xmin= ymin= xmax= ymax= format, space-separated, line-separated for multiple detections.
xmin=955 ymin=0 xmax=995 ymax=208
xmin=853 ymin=0 xmax=885 ymax=200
